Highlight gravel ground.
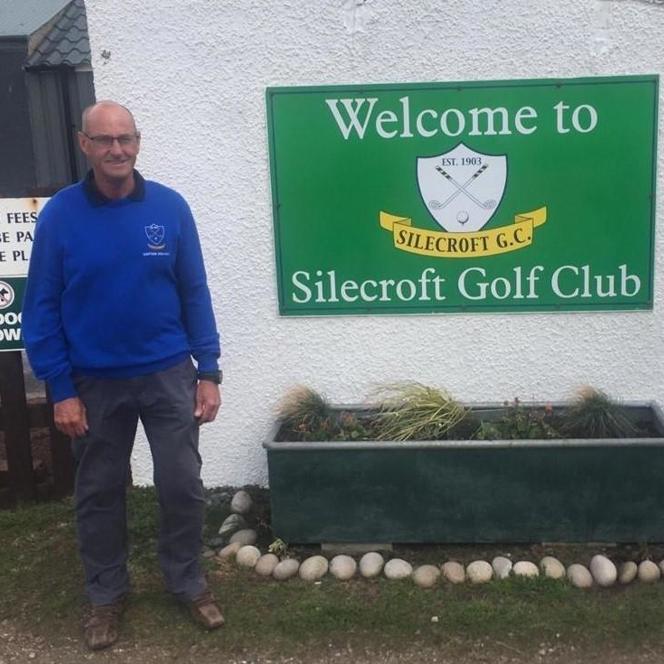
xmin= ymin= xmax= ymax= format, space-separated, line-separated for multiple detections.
xmin=1 ymin=619 xmax=662 ymax=664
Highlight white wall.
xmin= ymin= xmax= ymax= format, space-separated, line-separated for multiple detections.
xmin=84 ymin=0 xmax=664 ymax=486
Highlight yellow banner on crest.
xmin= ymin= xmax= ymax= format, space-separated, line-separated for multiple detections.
xmin=379 ymin=206 xmax=547 ymax=258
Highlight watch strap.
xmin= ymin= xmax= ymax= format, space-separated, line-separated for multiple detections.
xmin=197 ymin=370 xmax=222 ymax=384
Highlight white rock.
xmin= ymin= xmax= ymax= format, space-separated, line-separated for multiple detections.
xmin=441 ymin=561 xmax=465 ymax=584
xmin=413 ymin=565 xmax=440 ymax=588
xmin=230 ymin=490 xmax=253 ymax=515
xmin=330 ymin=555 xmax=357 ymax=580
xmin=492 ymin=556 xmax=512 ymax=580
xmin=513 ymin=561 xmax=539 ymax=578
xmin=218 ymin=513 xmax=247 ymax=537
xmin=384 ymin=558 xmax=413 ymax=580
xmin=567 ymin=564 xmax=593 ymax=588
xmin=229 ymin=529 xmax=257 ymax=546
xmin=217 ymin=541 xmax=241 ymax=559
xmin=255 ymin=553 xmax=280 ymax=577
xmin=359 ymin=552 xmax=384 ymax=579
xmin=618 ymin=561 xmax=638 ymax=584
xmin=236 ymin=545 xmax=261 ymax=568
xmin=540 ymin=556 xmax=566 ymax=580
xmin=589 ymin=555 xmax=617 ymax=587
xmin=273 ymin=558 xmax=300 ymax=581
xmin=638 ymin=560 xmax=661 ymax=583
xmin=466 ymin=560 xmax=493 ymax=584
xmin=299 ymin=555 xmax=329 ymax=581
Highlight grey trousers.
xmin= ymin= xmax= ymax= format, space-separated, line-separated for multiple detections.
xmin=72 ymin=358 xmax=207 ymax=605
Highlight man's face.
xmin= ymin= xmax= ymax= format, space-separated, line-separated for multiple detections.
xmin=78 ymin=105 xmax=140 ymax=185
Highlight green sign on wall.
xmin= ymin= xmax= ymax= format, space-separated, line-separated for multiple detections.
xmin=267 ymin=75 xmax=658 ymax=315
xmin=0 ymin=198 xmax=47 ymax=351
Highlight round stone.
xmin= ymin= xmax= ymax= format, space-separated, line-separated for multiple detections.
xmin=230 ymin=490 xmax=253 ymax=515
xmin=638 ymin=560 xmax=661 ymax=583
xmin=513 ymin=561 xmax=539 ymax=578
xmin=255 ymin=553 xmax=279 ymax=577
xmin=273 ymin=558 xmax=300 ymax=581
xmin=590 ymin=554 xmax=617 ymax=587
xmin=299 ymin=555 xmax=329 ymax=581
xmin=413 ymin=565 xmax=440 ymax=589
xmin=466 ymin=560 xmax=493 ymax=584
xmin=618 ymin=561 xmax=638 ymax=584
xmin=229 ymin=529 xmax=257 ymax=546
xmin=217 ymin=541 xmax=241 ymax=559
xmin=567 ymin=564 xmax=593 ymax=588
xmin=330 ymin=555 xmax=357 ymax=581
xmin=540 ymin=556 xmax=566 ymax=580
xmin=441 ymin=561 xmax=465 ymax=584
xmin=359 ymin=552 xmax=385 ymax=579
xmin=384 ymin=558 xmax=413 ymax=580
xmin=218 ymin=513 xmax=247 ymax=538
xmin=236 ymin=545 xmax=261 ymax=568
xmin=492 ymin=556 xmax=512 ymax=580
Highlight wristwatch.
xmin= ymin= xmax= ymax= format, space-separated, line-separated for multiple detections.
xmin=197 ymin=369 xmax=222 ymax=384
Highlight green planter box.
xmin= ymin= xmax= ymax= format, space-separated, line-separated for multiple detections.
xmin=263 ymin=402 xmax=664 ymax=544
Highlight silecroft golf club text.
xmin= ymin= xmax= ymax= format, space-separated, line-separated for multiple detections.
xmin=290 ymin=265 xmax=641 ymax=305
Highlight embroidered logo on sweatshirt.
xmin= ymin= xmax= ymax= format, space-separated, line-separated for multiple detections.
xmin=145 ymin=224 xmax=166 ymax=250
xmin=143 ymin=224 xmax=170 ymax=256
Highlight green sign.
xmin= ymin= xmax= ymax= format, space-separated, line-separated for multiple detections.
xmin=267 ymin=75 xmax=658 ymax=315
xmin=0 ymin=198 xmax=47 ymax=350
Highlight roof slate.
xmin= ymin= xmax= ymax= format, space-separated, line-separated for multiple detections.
xmin=25 ymin=0 xmax=90 ymax=69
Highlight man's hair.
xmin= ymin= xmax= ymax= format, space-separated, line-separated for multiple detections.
xmin=81 ymin=101 xmax=137 ymax=133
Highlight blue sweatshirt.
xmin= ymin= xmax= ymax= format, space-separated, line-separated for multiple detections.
xmin=22 ymin=171 xmax=220 ymax=402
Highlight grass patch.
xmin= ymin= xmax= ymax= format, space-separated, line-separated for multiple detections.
xmin=1 ymin=487 xmax=664 ymax=658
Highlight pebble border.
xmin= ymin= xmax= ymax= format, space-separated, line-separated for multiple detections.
xmin=211 ymin=490 xmax=664 ymax=589
xmin=220 ymin=548 xmax=664 ymax=588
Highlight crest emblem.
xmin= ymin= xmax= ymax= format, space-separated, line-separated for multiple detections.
xmin=0 ymin=280 xmax=15 ymax=310
xmin=417 ymin=143 xmax=507 ymax=232
xmin=145 ymin=223 xmax=165 ymax=249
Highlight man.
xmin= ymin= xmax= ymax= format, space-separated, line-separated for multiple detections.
xmin=22 ymin=100 xmax=224 ymax=650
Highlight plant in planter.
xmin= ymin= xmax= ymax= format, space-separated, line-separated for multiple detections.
xmin=275 ymin=385 xmax=331 ymax=439
xmin=275 ymin=385 xmax=372 ymax=442
xmin=371 ymin=382 xmax=468 ymax=441
xmin=561 ymin=386 xmax=642 ymax=439
xmin=475 ymin=398 xmax=560 ymax=440
xmin=264 ymin=385 xmax=664 ymax=544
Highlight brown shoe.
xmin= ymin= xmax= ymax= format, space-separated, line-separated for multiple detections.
xmin=84 ymin=598 xmax=125 ymax=651
xmin=189 ymin=590 xmax=225 ymax=630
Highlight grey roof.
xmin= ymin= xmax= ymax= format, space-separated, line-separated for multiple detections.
xmin=0 ymin=0 xmax=71 ymax=38
xmin=25 ymin=0 xmax=90 ymax=68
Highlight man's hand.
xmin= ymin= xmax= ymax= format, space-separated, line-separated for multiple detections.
xmin=54 ymin=397 xmax=89 ymax=438
xmin=194 ymin=381 xmax=221 ymax=424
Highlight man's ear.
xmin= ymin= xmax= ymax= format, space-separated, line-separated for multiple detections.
xmin=77 ymin=131 xmax=90 ymax=156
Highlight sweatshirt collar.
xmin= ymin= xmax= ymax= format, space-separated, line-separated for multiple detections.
xmin=83 ymin=169 xmax=146 ymax=206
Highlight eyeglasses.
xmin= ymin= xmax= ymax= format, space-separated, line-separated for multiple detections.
xmin=82 ymin=132 xmax=140 ymax=148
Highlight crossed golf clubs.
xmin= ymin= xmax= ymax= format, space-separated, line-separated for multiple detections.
xmin=429 ymin=162 xmax=496 ymax=212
